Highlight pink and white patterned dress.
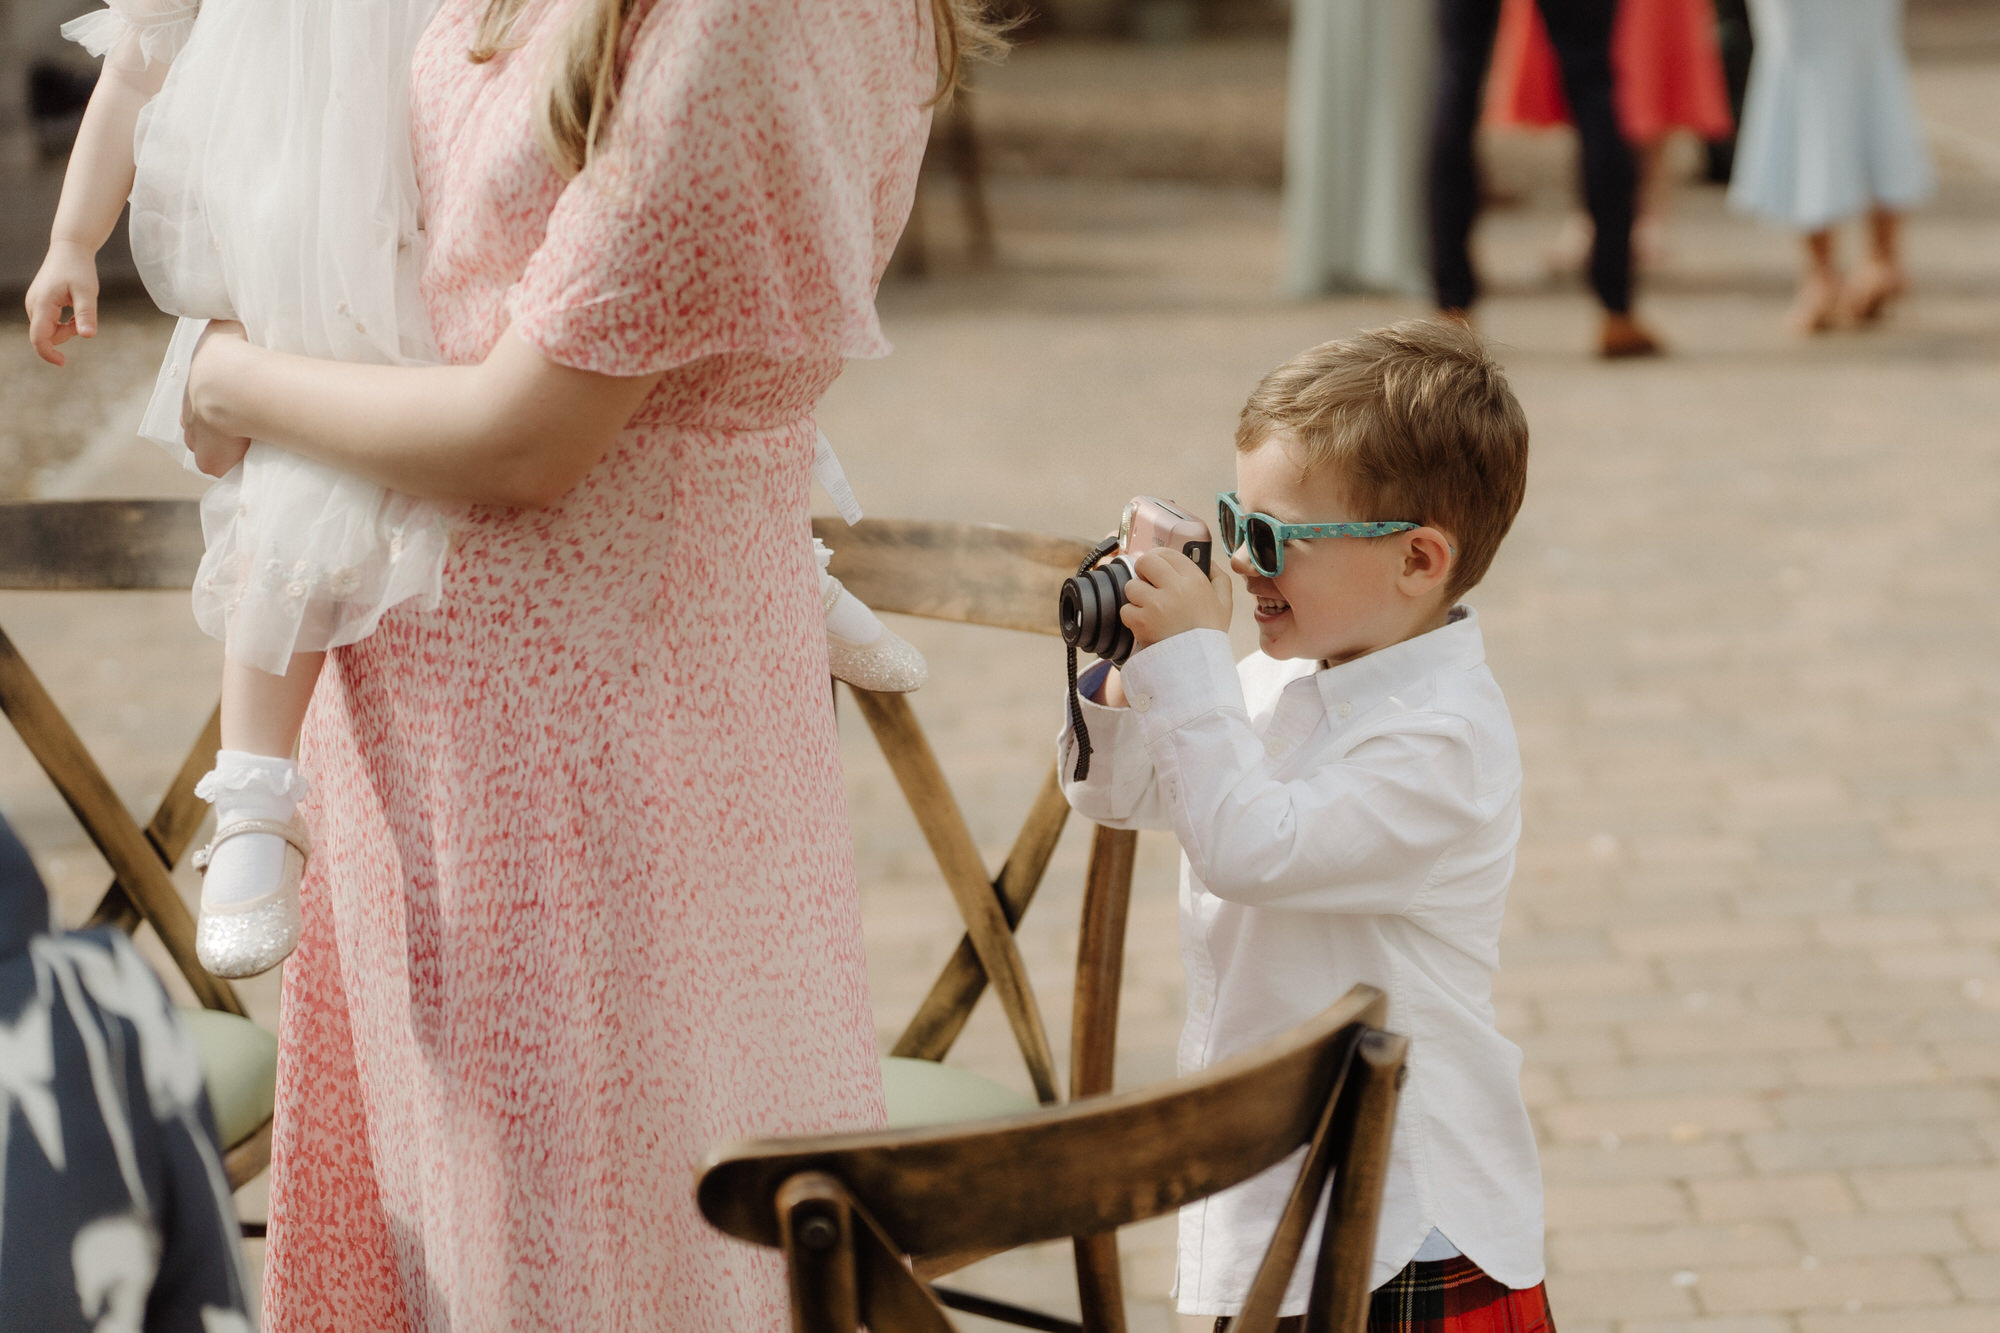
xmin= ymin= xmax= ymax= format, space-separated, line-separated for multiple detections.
xmin=262 ymin=1 xmax=933 ymax=1326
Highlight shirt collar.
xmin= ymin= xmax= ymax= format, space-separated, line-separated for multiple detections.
xmin=1267 ymin=605 xmax=1487 ymax=718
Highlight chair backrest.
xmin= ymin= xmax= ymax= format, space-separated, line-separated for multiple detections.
xmin=812 ymin=516 xmax=1141 ymax=1332
xmin=811 ymin=516 xmax=1119 ymax=1105
xmin=0 ymin=498 xmax=204 ymax=592
xmin=810 ymin=517 xmax=1086 ymax=634
xmin=698 ymin=985 xmax=1408 ymax=1333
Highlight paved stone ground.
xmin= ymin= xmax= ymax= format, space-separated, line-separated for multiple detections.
xmin=3 ymin=36 xmax=1999 ymax=1333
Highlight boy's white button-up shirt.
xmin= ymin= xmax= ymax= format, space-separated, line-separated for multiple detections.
xmin=1058 ymin=609 xmax=1543 ymax=1310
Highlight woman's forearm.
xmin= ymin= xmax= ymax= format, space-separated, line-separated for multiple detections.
xmin=193 ymin=327 xmax=662 ymax=508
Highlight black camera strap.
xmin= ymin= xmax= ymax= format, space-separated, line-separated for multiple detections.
xmin=1067 ymin=535 xmax=1122 ymax=781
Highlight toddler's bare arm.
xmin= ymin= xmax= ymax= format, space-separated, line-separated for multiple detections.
xmin=26 ymin=35 xmax=169 ymax=364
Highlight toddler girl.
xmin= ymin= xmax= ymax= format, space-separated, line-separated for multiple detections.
xmin=27 ymin=0 xmax=920 ymax=981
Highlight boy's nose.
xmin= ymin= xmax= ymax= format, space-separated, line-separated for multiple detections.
xmin=1227 ymin=542 xmax=1256 ymax=579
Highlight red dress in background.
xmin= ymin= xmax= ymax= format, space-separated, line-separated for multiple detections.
xmin=1487 ymin=0 xmax=1734 ymax=142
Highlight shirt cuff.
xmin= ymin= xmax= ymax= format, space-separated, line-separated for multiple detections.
xmin=1065 ymin=659 xmax=1142 ymax=745
xmin=1058 ymin=659 xmax=1148 ymax=793
xmin=1118 ymin=629 xmax=1244 ymax=738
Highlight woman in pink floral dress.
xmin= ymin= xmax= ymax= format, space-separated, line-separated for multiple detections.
xmin=177 ymin=0 xmax=981 ymax=1325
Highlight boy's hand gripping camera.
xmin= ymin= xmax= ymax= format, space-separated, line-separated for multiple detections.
xmin=1058 ymin=497 xmax=1213 ymax=780
xmin=1058 ymin=497 xmax=1213 ymax=668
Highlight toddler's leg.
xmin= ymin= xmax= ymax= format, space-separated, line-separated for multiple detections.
xmin=193 ymin=651 xmax=324 ymax=978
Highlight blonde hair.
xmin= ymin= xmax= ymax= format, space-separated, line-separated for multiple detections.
xmin=469 ymin=0 xmax=1004 ymax=177
xmin=1236 ymin=319 xmax=1530 ymax=602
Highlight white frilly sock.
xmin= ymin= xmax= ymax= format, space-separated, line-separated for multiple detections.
xmin=815 ymin=538 xmax=885 ymax=645
xmin=194 ymin=750 xmax=309 ymax=908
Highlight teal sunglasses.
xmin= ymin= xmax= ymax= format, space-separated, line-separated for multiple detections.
xmin=1216 ymin=491 xmax=1419 ymax=578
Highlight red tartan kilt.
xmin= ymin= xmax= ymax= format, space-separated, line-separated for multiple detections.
xmin=1212 ymin=1257 xmax=1554 ymax=1333
xmin=1367 ymin=1256 xmax=1555 ymax=1333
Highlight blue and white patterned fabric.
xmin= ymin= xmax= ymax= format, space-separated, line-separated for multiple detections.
xmin=0 ymin=816 xmax=253 ymax=1332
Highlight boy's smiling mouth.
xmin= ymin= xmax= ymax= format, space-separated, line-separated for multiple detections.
xmin=1253 ymin=593 xmax=1289 ymax=622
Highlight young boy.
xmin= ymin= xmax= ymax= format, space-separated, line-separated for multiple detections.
xmin=1058 ymin=320 xmax=1549 ymax=1332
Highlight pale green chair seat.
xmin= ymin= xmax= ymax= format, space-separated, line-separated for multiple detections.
xmin=880 ymin=1055 xmax=1037 ymax=1130
xmin=182 ymin=1007 xmax=279 ymax=1151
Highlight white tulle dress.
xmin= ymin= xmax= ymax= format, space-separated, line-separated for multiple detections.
xmin=65 ymin=0 xmax=452 ymax=676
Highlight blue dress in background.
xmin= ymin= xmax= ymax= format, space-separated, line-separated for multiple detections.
xmin=1729 ymin=0 xmax=1935 ymax=228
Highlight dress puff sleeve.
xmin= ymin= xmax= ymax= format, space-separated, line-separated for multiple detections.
xmin=506 ymin=0 xmax=935 ymax=377
xmin=61 ymin=0 xmax=199 ymax=67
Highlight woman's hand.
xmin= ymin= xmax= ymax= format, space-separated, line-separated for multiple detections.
xmin=24 ymin=242 xmax=99 ymax=367
xmin=1119 ymin=547 xmax=1233 ymax=653
xmin=184 ymin=319 xmax=253 ymax=476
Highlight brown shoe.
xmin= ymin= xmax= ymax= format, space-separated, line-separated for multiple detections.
xmin=1600 ymin=312 xmax=1664 ymax=359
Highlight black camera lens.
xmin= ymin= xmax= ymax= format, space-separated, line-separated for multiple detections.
xmin=1058 ymin=559 xmax=1137 ymax=665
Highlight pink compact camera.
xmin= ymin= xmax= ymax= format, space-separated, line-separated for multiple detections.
xmin=1058 ymin=496 xmax=1213 ymax=666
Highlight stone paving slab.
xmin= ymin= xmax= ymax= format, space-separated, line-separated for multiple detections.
xmin=2 ymin=38 xmax=1998 ymax=1333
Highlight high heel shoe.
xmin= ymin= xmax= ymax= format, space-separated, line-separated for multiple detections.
xmin=192 ymin=817 xmax=309 ymax=978
xmin=818 ymin=539 xmax=927 ymax=693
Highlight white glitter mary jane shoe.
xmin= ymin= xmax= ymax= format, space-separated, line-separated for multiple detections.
xmin=817 ymin=541 xmax=927 ymax=694
xmin=192 ymin=817 xmax=311 ymax=979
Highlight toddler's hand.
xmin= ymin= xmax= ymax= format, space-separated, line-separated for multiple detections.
xmin=1119 ymin=547 xmax=1232 ymax=653
xmin=185 ymin=320 xmax=253 ymax=477
xmin=25 ymin=243 xmax=99 ymax=367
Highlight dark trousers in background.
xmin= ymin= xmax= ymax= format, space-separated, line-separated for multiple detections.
xmin=1427 ymin=0 xmax=1636 ymax=314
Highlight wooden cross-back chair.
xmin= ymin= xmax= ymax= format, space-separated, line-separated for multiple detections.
xmin=0 ymin=499 xmax=277 ymax=1203
xmin=698 ymin=984 xmax=1409 ymax=1333
xmin=812 ymin=516 xmax=1142 ymax=1332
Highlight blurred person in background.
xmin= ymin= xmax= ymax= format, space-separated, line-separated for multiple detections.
xmin=0 ymin=813 xmax=254 ymax=1331
xmin=1703 ymin=0 xmax=1756 ymax=183
xmin=1429 ymin=0 xmax=1664 ymax=358
xmin=1485 ymin=0 xmax=1734 ymax=271
xmin=1727 ymin=0 xmax=1934 ymax=332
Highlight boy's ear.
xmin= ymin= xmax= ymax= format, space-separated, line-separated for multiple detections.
xmin=1397 ymin=527 xmax=1455 ymax=597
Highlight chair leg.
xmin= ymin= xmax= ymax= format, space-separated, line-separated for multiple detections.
xmin=1070 ymin=826 xmax=1136 ymax=1102
xmin=779 ymin=1174 xmax=863 ymax=1333
xmin=944 ymin=89 xmax=996 ymax=264
xmin=778 ymin=1172 xmax=958 ymax=1333
xmin=1073 ymin=1231 xmax=1127 ymax=1333
xmin=894 ymin=187 xmax=931 ymax=278
xmin=1305 ymin=1032 xmax=1409 ymax=1333
xmin=1071 ymin=826 xmax=1136 ymax=1333
xmin=849 ymin=687 xmax=1060 ymax=1103
xmin=934 ymin=1287 xmax=1082 ymax=1333
xmin=87 ymin=704 xmax=221 ymax=933
xmin=0 ymin=627 xmax=243 ymax=1015
xmin=892 ymin=767 xmax=1070 ymax=1063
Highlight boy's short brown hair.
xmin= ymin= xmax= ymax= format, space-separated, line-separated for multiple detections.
xmin=1236 ymin=319 xmax=1529 ymax=602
